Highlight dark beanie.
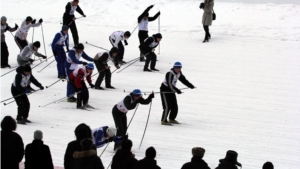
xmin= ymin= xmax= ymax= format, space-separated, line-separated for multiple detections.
xmin=62 ymin=25 xmax=69 ymax=31
xmin=33 ymin=41 xmax=40 ymax=48
xmin=192 ymin=147 xmax=205 ymax=158
xmin=23 ymin=65 xmax=32 ymax=72
xmin=145 ymin=147 xmax=156 ymax=159
xmin=263 ymin=162 xmax=274 ymax=169
xmin=124 ymin=31 xmax=131 ymax=37
xmin=121 ymin=139 xmax=132 ymax=150
xmin=26 ymin=16 xmax=33 ymax=22
xmin=110 ymin=47 xmax=118 ymax=54
xmin=76 ymin=43 xmax=84 ymax=50
xmin=153 ymin=33 xmax=162 ymax=39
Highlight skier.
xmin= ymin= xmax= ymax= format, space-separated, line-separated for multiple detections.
xmin=91 ymin=126 xmax=122 ymax=148
xmin=1 ymin=16 xmax=18 ymax=68
xmin=109 ymin=30 xmax=131 ymax=64
xmin=15 ymin=16 xmax=43 ymax=50
xmin=17 ymin=41 xmax=47 ymax=66
xmin=69 ymin=63 xmax=95 ymax=109
xmin=65 ymin=43 xmax=94 ymax=102
xmin=11 ymin=65 xmax=44 ymax=124
xmin=94 ymin=47 xmax=119 ymax=90
xmin=51 ymin=25 xmax=69 ymax=79
xmin=112 ymin=89 xmax=154 ymax=150
xmin=139 ymin=33 xmax=162 ymax=72
xmin=137 ymin=5 xmax=160 ymax=61
xmin=63 ymin=0 xmax=86 ymax=45
xmin=160 ymin=62 xmax=195 ymax=125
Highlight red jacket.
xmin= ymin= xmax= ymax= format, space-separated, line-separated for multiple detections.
xmin=70 ymin=66 xmax=92 ymax=89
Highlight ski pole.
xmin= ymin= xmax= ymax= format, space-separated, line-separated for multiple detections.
xmin=139 ymin=101 xmax=152 ymax=149
xmin=158 ymin=16 xmax=160 ymax=55
xmin=68 ymin=16 xmax=83 ymax=27
xmin=32 ymin=28 xmax=34 ymax=43
xmin=117 ymin=58 xmax=139 ymax=73
xmin=124 ymin=57 xmax=139 ymax=65
xmin=46 ymin=78 xmax=65 ymax=89
xmin=131 ymin=24 xmax=139 ymax=34
xmin=3 ymin=89 xmax=41 ymax=106
xmin=85 ymin=41 xmax=109 ymax=51
xmin=41 ymin=24 xmax=47 ymax=62
xmin=37 ymin=59 xmax=55 ymax=73
xmin=126 ymin=104 xmax=139 ymax=133
xmin=142 ymin=87 xmax=191 ymax=95
xmin=99 ymin=142 xmax=110 ymax=158
xmin=1 ymin=93 xmax=26 ymax=103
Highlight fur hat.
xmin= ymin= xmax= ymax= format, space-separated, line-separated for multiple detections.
xmin=23 ymin=65 xmax=32 ymax=72
xmin=122 ymin=139 xmax=133 ymax=150
xmin=192 ymin=147 xmax=205 ymax=158
xmin=33 ymin=41 xmax=41 ymax=48
xmin=146 ymin=147 xmax=156 ymax=159
xmin=223 ymin=150 xmax=242 ymax=167
xmin=1 ymin=16 xmax=7 ymax=22
xmin=34 ymin=130 xmax=43 ymax=140
xmin=263 ymin=162 xmax=274 ymax=169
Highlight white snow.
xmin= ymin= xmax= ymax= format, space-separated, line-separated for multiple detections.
xmin=1 ymin=0 xmax=300 ymax=169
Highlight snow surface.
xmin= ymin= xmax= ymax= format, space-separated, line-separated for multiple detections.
xmin=1 ymin=0 xmax=300 ymax=169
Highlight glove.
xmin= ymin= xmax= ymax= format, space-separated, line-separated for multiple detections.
xmin=39 ymin=19 xmax=43 ymax=23
xmin=200 ymin=3 xmax=205 ymax=9
xmin=42 ymin=55 xmax=47 ymax=59
xmin=29 ymin=58 xmax=34 ymax=63
xmin=53 ymin=50 xmax=58 ymax=56
xmin=105 ymin=137 xmax=113 ymax=143
xmin=39 ymin=85 xmax=44 ymax=90
xmin=25 ymin=89 xmax=31 ymax=94
xmin=157 ymin=11 xmax=161 ymax=16
xmin=151 ymin=48 xmax=155 ymax=52
xmin=149 ymin=93 xmax=154 ymax=99
xmin=89 ymin=83 xmax=95 ymax=88
xmin=66 ymin=48 xmax=70 ymax=53
xmin=82 ymin=61 xmax=87 ymax=65
xmin=177 ymin=90 xmax=182 ymax=94
xmin=14 ymin=24 xmax=19 ymax=30
xmin=31 ymin=19 xmax=36 ymax=24
xmin=124 ymin=40 xmax=128 ymax=46
xmin=149 ymin=5 xmax=154 ymax=8
xmin=113 ymin=136 xmax=122 ymax=143
xmin=83 ymin=15 xmax=86 ymax=17
xmin=190 ymin=85 xmax=195 ymax=89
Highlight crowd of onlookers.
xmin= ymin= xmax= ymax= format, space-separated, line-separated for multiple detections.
xmin=1 ymin=115 xmax=274 ymax=169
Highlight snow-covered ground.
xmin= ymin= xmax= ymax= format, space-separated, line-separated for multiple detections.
xmin=1 ymin=0 xmax=300 ymax=169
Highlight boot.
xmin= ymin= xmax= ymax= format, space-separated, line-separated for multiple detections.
xmin=17 ymin=119 xmax=26 ymax=125
xmin=106 ymin=85 xmax=115 ymax=89
xmin=67 ymin=96 xmax=77 ymax=102
xmin=169 ymin=119 xmax=180 ymax=124
xmin=161 ymin=121 xmax=172 ymax=126
xmin=95 ymin=86 xmax=105 ymax=90
xmin=151 ymin=68 xmax=159 ymax=71
xmin=203 ymin=38 xmax=209 ymax=43
xmin=143 ymin=68 xmax=151 ymax=72
xmin=24 ymin=119 xmax=32 ymax=123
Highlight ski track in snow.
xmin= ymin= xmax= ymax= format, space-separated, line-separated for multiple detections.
xmin=1 ymin=0 xmax=300 ymax=169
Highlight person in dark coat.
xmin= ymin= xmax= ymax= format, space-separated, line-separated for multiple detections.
xmin=73 ymin=138 xmax=104 ymax=169
xmin=24 ymin=130 xmax=54 ymax=169
xmin=1 ymin=116 xmax=24 ymax=169
xmin=112 ymin=139 xmax=137 ymax=169
xmin=262 ymin=162 xmax=274 ymax=169
xmin=181 ymin=147 xmax=210 ymax=169
xmin=64 ymin=123 xmax=96 ymax=169
xmin=215 ymin=150 xmax=242 ymax=169
xmin=133 ymin=146 xmax=161 ymax=169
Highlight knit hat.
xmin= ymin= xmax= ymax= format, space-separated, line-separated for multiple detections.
xmin=86 ymin=63 xmax=94 ymax=70
xmin=23 ymin=65 xmax=32 ymax=72
xmin=106 ymin=126 xmax=116 ymax=137
xmin=76 ymin=43 xmax=84 ymax=50
xmin=34 ymin=130 xmax=43 ymax=140
xmin=110 ymin=47 xmax=118 ymax=54
xmin=124 ymin=31 xmax=131 ymax=37
xmin=33 ymin=41 xmax=41 ymax=48
xmin=223 ymin=150 xmax=241 ymax=167
xmin=263 ymin=162 xmax=274 ymax=169
xmin=132 ymin=89 xmax=142 ymax=96
xmin=26 ymin=16 xmax=33 ymax=22
xmin=192 ymin=147 xmax=205 ymax=158
xmin=1 ymin=16 xmax=7 ymax=22
xmin=62 ymin=25 xmax=69 ymax=31
xmin=121 ymin=139 xmax=133 ymax=150
xmin=153 ymin=33 xmax=162 ymax=39
xmin=145 ymin=147 xmax=156 ymax=159
xmin=173 ymin=62 xmax=182 ymax=69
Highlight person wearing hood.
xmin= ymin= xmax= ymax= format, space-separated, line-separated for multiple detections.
xmin=139 ymin=33 xmax=162 ymax=72
xmin=17 ymin=41 xmax=47 ymax=66
xmin=160 ymin=62 xmax=195 ymax=125
xmin=1 ymin=16 xmax=18 ymax=68
xmin=64 ymin=123 xmax=96 ymax=169
xmin=51 ymin=25 xmax=70 ymax=79
xmin=1 ymin=116 xmax=24 ymax=169
xmin=24 ymin=130 xmax=54 ymax=169
xmin=94 ymin=47 xmax=119 ymax=90
xmin=181 ymin=147 xmax=210 ymax=169
xmin=15 ymin=16 xmax=43 ymax=50
xmin=200 ymin=0 xmax=214 ymax=43
xmin=11 ymin=65 xmax=44 ymax=125
xmin=91 ymin=126 xmax=122 ymax=148
xmin=109 ymin=30 xmax=131 ymax=64
xmin=112 ymin=89 xmax=154 ymax=150
xmin=133 ymin=147 xmax=161 ymax=169
xmin=215 ymin=150 xmax=242 ymax=169
xmin=111 ymin=139 xmax=137 ymax=169
xmin=137 ymin=5 xmax=160 ymax=61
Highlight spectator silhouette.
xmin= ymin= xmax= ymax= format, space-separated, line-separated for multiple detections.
xmin=181 ymin=147 xmax=210 ymax=169
xmin=112 ymin=139 xmax=137 ymax=169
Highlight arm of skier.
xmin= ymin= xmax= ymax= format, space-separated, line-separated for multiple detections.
xmin=166 ymin=72 xmax=181 ymax=93
xmin=68 ymin=50 xmax=83 ymax=64
xmin=137 ymin=5 xmax=153 ymax=23
xmin=143 ymin=37 xmax=154 ymax=52
xmin=30 ymin=22 xmax=41 ymax=28
xmin=204 ymin=1 xmax=214 ymax=12
xmin=34 ymin=51 xmax=46 ymax=59
xmin=93 ymin=130 xmax=107 ymax=148
xmin=76 ymin=5 xmax=85 ymax=16
xmin=29 ymin=74 xmax=42 ymax=88
xmin=7 ymin=24 xmax=17 ymax=32
xmin=19 ymin=47 xmax=31 ymax=61
xmin=148 ymin=11 xmax=160 ymax=22
xmin=138 ymin=94 xmax=153 ymax=105
xmin=75 ymin=75 xmax=83 ymax=89
xmin=51 ymin=33 xmax=61 ymax=52
xmin=124 ymin=96 xmax=138 ymax=110
xmin=65 ymin=35 xmax=69 ymax=50
xmin=178 ymin=73 xmax=194 ymax=88
xmin=86 ymin=73 xmax=92 ymax=85
xmin=82 ymin=51 xmax=94 ymax=62
xmin=15 ymin=74 xmax=27 ymax=93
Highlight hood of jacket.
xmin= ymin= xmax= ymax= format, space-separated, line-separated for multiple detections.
xmin=73 ymin=150 xmax=97 ymax=159
xmin=74 ymin=123 xmax=92 ymax=141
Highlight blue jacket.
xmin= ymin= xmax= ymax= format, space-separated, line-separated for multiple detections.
xmin=51 ymin=31 xmax=69 ymax=51
xmin=92 ymin=126 xmax=122 ymax=148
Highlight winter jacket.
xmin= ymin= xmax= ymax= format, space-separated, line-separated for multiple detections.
xmin=63 ymin=2 xmax=84 ymax=20
xmin=202 ymin=0 xmax=214 ymax=26
xmin=24 ymin=140 xmax=54 ymax=169
xmin=215 ymin=159 xmax=239 ymax=169
xmin=17 ymin=43 xmax=45 ymax=62
xmin=181 ymin=156 xmax=210 ymax=169
xmin=12 ymin=66 xmax=42 ymax=93
xmin=92 ymin=126 xmax=122 ymax=148
xmin=94 ymin=52 xmax=119 ymax=70
xmin=15 ymin=20 xmax=41 ymax=40
xmin=139 ymin=34 xmax=161 ymax=53
xmin=51 ymin=31 xmax=69 ymax=51
xmin=1 ymin=130 xmax=24 ymax=169
xmin=73 ymin=150 xmax=104 ymax=169
xmin=69 ymin=65 xmax=92 ymax=89
xmin=111 ymin=149 xmax=138 ymax=169
xmin=1 ymin=23 xmax=17 ymax=42
xmin=116 ymin=93 xmax=152 ymax=113
xmin=133 ymin=157 xmax=161 ymax=169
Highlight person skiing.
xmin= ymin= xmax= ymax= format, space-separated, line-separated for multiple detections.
xmin=91 ymin=126 xmax=122 ymax=148
xmin=109 ymin=30 xmax=131 ymax=64
xmin=1 ymin=16 xmax=18 ymax=68
xmin=139 ymin=33 xmax=162 ymax=72
xmin=15 ymin=16 xmax=43 ymax=50
xmin=112 ymin=89 xmax=154 ymax=150
xmin=137 ymin=5 xmax=160 ymax=61
xmin=69 ymin=63 xmax=95 ymax=109
xmin=11 ymin=65 xmax=44 ymax=124
xmin=160 ymin=62 xmax=195 ymax=125
xmin=17 ymin=41 xmax=47 ymax=66
xmin=94 ymin=47 xmax=119 ymax=90
xmin=65 ymin=43 xmax=93 ymax=102
xmin=63 ymin=0 xmax=86 ymax=45
xmin=51 ymin=25 xmax=70 ymax=79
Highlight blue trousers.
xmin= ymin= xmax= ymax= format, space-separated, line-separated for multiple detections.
xmin=64 ymin=61 xmax=76 ymax=98
xmin=54 ymin=48 xmax=66 ymax=77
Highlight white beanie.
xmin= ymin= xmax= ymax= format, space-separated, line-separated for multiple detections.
xmin=106 ymin=126 xmax=116 ymax=137
xmin=34 ymin=130 xmax=43 ymax=140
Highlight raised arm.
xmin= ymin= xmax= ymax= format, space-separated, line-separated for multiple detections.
xmin=82 ymin=51 xmax=94 ymax=62
xmin=137 ymin=5 xmax=154 ymax=23
xmin=148 ymin=11 xmax=160 ymax=22
xmin=124 ymin=95 xmax=138 ymax=110
xmin=76 ymin=5 xmax=85 ymax=15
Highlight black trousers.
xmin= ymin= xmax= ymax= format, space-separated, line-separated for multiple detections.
xmin=141 ymin=50 xmax=157 ymax=70
xmin=160 ymin=92 xmax=178 ymax=122
xmin=14 ymin=36 xmax=28 ymax=51
xmin=1 ymin=42 xmax=9 ymax=66
xmin=95 ymin=63 xmax=111 ymax=87
xmin=11 ymin=86 xmax=30 ymax=120
xmin=71 ymin=81 xmax=89 ymax=108
xmin=109 ymin=37 xmax=124 ymax=61
xmin=112 ymin=105 xmax=127 ymax=149
xmin=138 ymin=31 xmax=149 ymax=61
xmin=203 ymin=25 xmax=211 ymax=40
xmin=63 ymin=17 xmax=79 ymax=45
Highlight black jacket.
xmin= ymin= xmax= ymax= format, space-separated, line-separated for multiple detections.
xmin=123 ymin=93 xmax=152 ymax=111
xmin=160 ymin=68 xmax=194 ymax=93
xmin=63 ymin=2 xmax=84 ymax=20
xmin=13 ymin=66 xmax=41 ymax=93
xmin=215 ymin=159 xmax=239 ymax=169
xmin=181 ymin=156 xmax=210 ymax=169
xmin=137 ymin=5 xmax=160 ymax=23
xmin=94 ymin=52 xmax=119 ymax=70
xmin=139 ymin=34 xmax=161 ymax=53
xmin=25 ymin=140 xmax=54 ymax=169
xmin=73 ymin=150 xmax=104 ymax=169
xmin=1 ymin=130 xmax=24 ymax=169
xmin=111 ymin=149 xmax=138 ymax=169
xmin=133 ymin=157 xmax=161 ymax=169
